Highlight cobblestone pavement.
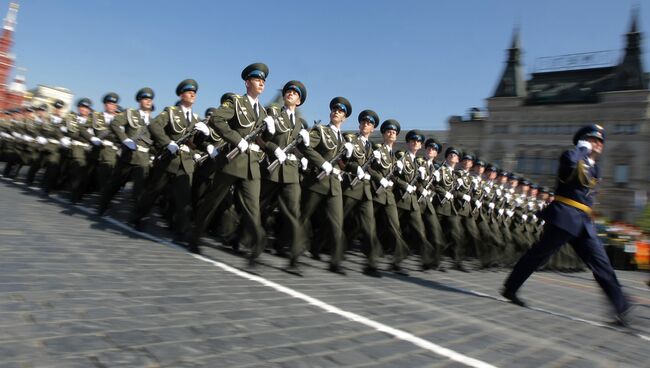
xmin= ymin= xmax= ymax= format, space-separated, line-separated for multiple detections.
xmin=0 ymin=173 xmax=648 ymax=368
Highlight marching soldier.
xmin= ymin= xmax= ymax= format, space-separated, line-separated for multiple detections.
xmin=41 ymin=100 xmax=67 ymax=194
xmin=367 ymin=120 xmax=410 ymax=275
xmin=341 ymin=109 xmax=383 ymax=277
xmin=393 ymin=129 xmax=436 ymax=273
xmin=25 ymin=104 xmax=51 ymax=185
xmin=131 ymin=79 xmax=208 ymax=243
xmin=63 ymin=98 xmax=93 ymax=201
xmin=190 ymin=63 xmax=274 ymax=259
xmin=259 ymin=81 xmax=310 ymax=273
xmin=98 ymin=88 xmax=156 ymax=215
xmin=418 ymin=138 xmax=447 ymax=271
xmin=298 ymin=97 xmax=352 ymax=274
xmin=84 ymin=92 xmax=121 ymax=196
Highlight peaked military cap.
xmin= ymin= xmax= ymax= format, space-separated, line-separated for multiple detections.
xmin=461 ymin=152 xmax=475 ymax=161
xmin=53 ymin=99 xmax=65 ymax=109
xmin=508 ymin=173 xmax=520 ymax=181
xmin=37 ymin=104 xmax=48 ymax=111
xmin=23 ymin=106 xmax=34 ymax=112
xmin=358 ymin=109 xmax=379 ymax=127
xmin=520 ymin=178 xmax=531 ymax=186
xmin=530 ymin=184 xmax=540 ymax=190
xmin=282 ymin=80 xmax=306 ymax=105
xmin=176 ymin=79 xmax=198 ymax=96
xmin=474 ymin=159 xmax=486 ymax=167
xmin=329 ymin=96 xmax=352 ymax=117
xmin=115 ymin=105 xmax=124 ymax=114
xmin=136 ymin=87 xmax=155 ymax=101
xmin=405 ymin=129 xmax=425 ymax=142
xmin=573 ymin=124 xmax=605 ymax=145
xmin=102 ymin=92 xmax=119 ymax=104
xmin=241 ymin=62 xmax=269 ymax=81
xmin=380 ymin=119 xmax=400 ymax=134
xmin=445 ymin=146 xmax=460 ymax=158
xmin=205 ymin=107 xmax=219 ymax=118
xmin=485 ymin=163 xmax=498 ymax=172
xmin=497 ymin=169 xmax=508 ymax=177
xmin=77 ymin=98 xmax=92 ymax=109
xmin=220 ymin=92 xmax=236 ymax=105
xmin=424 ymin=138 xmax=441 ymax=152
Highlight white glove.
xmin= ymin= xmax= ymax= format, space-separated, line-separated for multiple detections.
xmin=363 ymin=173 xmax=371 ymax=181
xmin=532 ymin=215 xmax=538 ymax=222
xmin=167 ymin=141 xmax=179 ymax=154
xmin=506 ymin=210 xmax=514 ymax=217
xmin=11 ymin=132 xmax=21 ymax=138
xmin=498 ymin=208 xmax=504 ymax=216
xmin=396 ymin=160 xmax=404 ymax=173
xmin=36 ymin=136 xmax=48 ymax=145
xmin=421 ymin=189 xmax=429 ymax=197
xmin=90 ymin=136 xmax=102 ymax=146
xmin=462 ymin=194 xmax=471 ymax=202
xmin=457 ymin=178 xmax=464 ymax=187
xmin=372 ymin=150 xmax=381 ymax=160
xmin=576 ymin=140 xmax=592 ymax=153
xmin=207 ymin=144 xmax=218 ymax=158
xmin=388 ymin=180 xmax=394 ymax=187
xmin=356 ymin=166 xmax=365 ymax=179
xmin=343 ymin=142 xmax=355 ymax=158
xmin=60 ymin=126 xmax=68 ymax=133
xmin=522 ymin=214 xmax=528 ymax=221
xmin=474 ymin=200 xmax=482 ymax=208
xmin=406 ymin=184 xmax=416 ymax=194
xmin=237 ymin=139 xmax=249 ymax=153
xmin=321 ymin=161 xmax=333 ymax=175
xmin=193 ymin=153 xmax=201 ymax=161
xmin=484 ymin=186 xmax=491 ymax=194
xmin=274 ymin=147 xmax=287 ymax=164
xmin=264 ymin=116 xmax=276 ymax=135
xmin=433 ymin=170 xmax=441 ymax=182
xmin=496 ymin=189 xmax=502 ymax=196
xmin=380 ymin=177 xmax=390 ymax=188
xmin=418 ymin=166 xmax=427 ymax=179
xmin=60 ymin=137 xmax=71 ymax=147
xmin=300 ymin=157 xmax=308 ymax=170
xmin=488 ymin=202 xmax=495 ymax=209
xmin=298 ymin=129 xmax=310 ymax=146
xmin=122 ymin=138 xmax=136 ymax=150
xmin=22 ymin=135 xmax=34 ymax=143
xmin=445 ymin=191 xmax=454 ymax=200
xmin=194 ymin=121 xmax=210 ymax=135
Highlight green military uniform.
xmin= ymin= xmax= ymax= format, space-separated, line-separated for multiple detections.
xmin=418 ymin=153 xmax=447 ymax=270
xmin=259 ymin=95 xmax=306 ymax=267
xmin=62 ymin=101 xmax=92 ymax=200
xmin=40 ymin=104 xmax=67 ymax=194
xmin=191 ymin=66 xmax=271 ymax=257
xmin=99 ymin=90 xmax=156 ymax=215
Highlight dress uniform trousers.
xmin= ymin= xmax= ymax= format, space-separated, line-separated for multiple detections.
xmin=260 ymin=179 xmax=304 ymax=259
xmin=343 ymin=195 xmax=381 ymax=269
xmin=301 ymin=190 xmax=344 ymax=267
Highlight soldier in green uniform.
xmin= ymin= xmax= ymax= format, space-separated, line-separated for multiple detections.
xmin=340 ymin=109 xmax=383 ymax=277
xmin=367 ymin=120 xmax=410 ymax=274
xmin=418 ymin=138 xmax=448 ymax=271
xmin=259 ymin=80 xmax=310 ymax=273
xmin=25 ymin=104 xmax=51 ymax=185
xmin=1 ymin=108 xmax=24 ymax=178
xmin=393 ymin=130 xmax=436 ymax=273
xmin=131 ymin=79 xmax=208 ymax=243
xmin=86 ymin=93 xmax=121 ymax=194
xmin=298 ymin=97 xmax=351 ymax=274
xmin=41 ymin=100 xmax=67 ymax=194
xmin=190 ymin=63 xmax=274 ymax=259
xmin=98 ymin=88 xmax=156 ymax=215
xmin=62 ymin=98 xmax=93 ymax=200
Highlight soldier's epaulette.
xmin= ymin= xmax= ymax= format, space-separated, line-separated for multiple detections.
xmin=221 ymin=94 xmax=241 ymax=108
xmin=343 ymin=132 xmax=356 ymax=142
xmin=395 ymin=150 xmax=405 ymax=159
xmin=164 ymin=106 xmax=177 ymax=112
xmin=372 ymin=142 xmax=382 ymax=150
xmin=415 ymin=156 xmax=425 ymax=165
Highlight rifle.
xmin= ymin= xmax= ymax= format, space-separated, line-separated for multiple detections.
xmin=418 ymin=168 xmax=440 ymax=203
xmin=349 ymin=153 xmax=376 ymax=187
xmin=376 ymin=156 xmax=402 ymax=195
xmin=316 ymin=147 xmax=346 ymax=181
xmin=155 ymin=127 xmax=197 ymax=161
xmin=194 ymin=140 xmax=228 ymax=164
xmin=225 ymin=122 xmax=266 ymax=161
xmin=266 ymin=134 xmax=304 ymax=173
xmin=401 ymin=167 xmax=422 ymax=200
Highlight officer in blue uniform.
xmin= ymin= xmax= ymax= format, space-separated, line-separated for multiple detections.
xmin=501 ymin=124 xmax=631 ymax=325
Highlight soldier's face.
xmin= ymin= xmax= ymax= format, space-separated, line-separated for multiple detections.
xmin=246 ymin=78 xmax=265 ymax=96
xmin=105 ymin=102 xmax=117 ymax=114
xmin=488 ymin=171 xmax=497 ymax=180
xmin=446 ymin=153 xmax=459 ymax=167
xmin=383 ymin=129 xmax=397 ymax=144
xmin=180 ymin=91 xmax=196 ymax=106
xmin=358 ymin=120 xmax=374 ymax=136
xmin=426 ymin=147 xmax=438 ymax=160
xmin=498 ymin=175 xmax=507 ymax=184
xmin=461 ymin=159 xmax=473 ymax=170
xmin=330 ymin=108 xmax=346 ymax=124
xmin=139 ymin=98 xmax=153 ymax=111
xmin=473 ymin=165 xmax=485 ymax=175
xmin=78 ymin=106 xmax=91 ymax=117
xmin=530 ymin=189 xmax=538 ymax=197
xmin=407 ymin=139 xmax=421 ymax=152
xmin=587 ymin=137 xmax=603 ymax=155
xmin=283 ymin=89 xmax=301 ymax=107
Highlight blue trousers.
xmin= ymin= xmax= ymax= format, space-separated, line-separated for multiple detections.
xmin=504 ymin=223 xmax=629 ymax=314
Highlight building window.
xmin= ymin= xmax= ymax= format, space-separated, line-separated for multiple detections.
xmin=493 ymin=125 xmax=509 ymax=134
xmin=613 ymin=124 xmax=639 ymax=135
xmin=614 ymin=164 xmax=629 ymax=186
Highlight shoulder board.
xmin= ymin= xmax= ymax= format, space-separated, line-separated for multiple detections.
xmin=165 ymin=106 xmax=177 ymax=112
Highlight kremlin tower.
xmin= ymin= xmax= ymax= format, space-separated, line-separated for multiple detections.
xmin=0 ymin=2 xmax=24 ymax=110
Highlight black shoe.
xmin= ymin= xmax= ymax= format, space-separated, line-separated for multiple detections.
xmin=311 ymin=252 xmax=322 ymax=261
xmin=247 ymin=258 xmax=257 ymax=269
xmin=328 ymin=264 xmax=346 ymax=275
xmin=129 ymin=219 xmax=144 ymax=232
xmin=389 ymin=264 xmax=409 ymax=277
xmin=501 ymin=288 xmax=527 ymax=307
xmin=614 ymin=306 xmax=634 ymax=327
xmin=363 ymin=266 xmax=382 ymax=278
xmin=436 ymin=265 xmax=448 ymax=273
xmin=453 ymin=262 xmax=470 ymax=273
xmin=285 ymin=261 xmax=303 ymax=276
xmin=187 ymin=244 xmax=202 ymax=255
xmin=97 ymin=206 xmax=107 ymax=216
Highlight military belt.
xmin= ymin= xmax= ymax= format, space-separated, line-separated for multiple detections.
xmin=136 ymin=145 xmax=149 ymax=153
xmin=554 ymin=195 xmax=592 ymax=216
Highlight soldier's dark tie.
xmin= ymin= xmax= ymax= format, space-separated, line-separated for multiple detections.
xmin=186 ymin=111 xmax=191 ymax=124
xmin=289 ymin=113 xmax=295 ymax=127
xmin=338 ymin=130 xmax=343 ymax=143
xmin=254 ymin=103 xmax=259 ymax=120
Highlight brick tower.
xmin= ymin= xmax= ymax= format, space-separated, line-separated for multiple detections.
xmin=0 ymin=2 xmax=23 ymax=110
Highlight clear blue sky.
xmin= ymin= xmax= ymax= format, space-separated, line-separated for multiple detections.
xmin=9 ymin=0 xmax=649 ymax=131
